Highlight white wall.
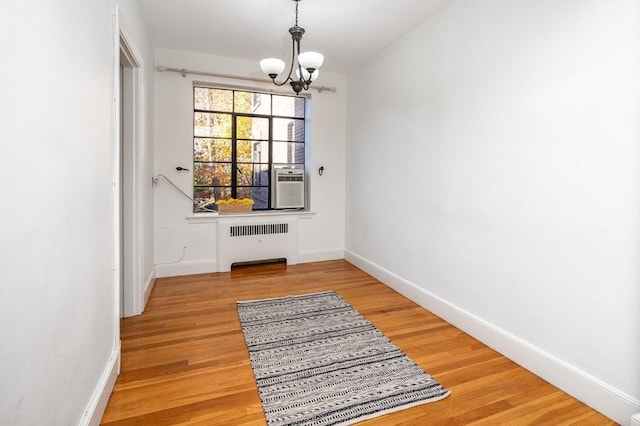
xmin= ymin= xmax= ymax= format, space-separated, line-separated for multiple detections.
xmin=0 ymin=2 xmax=115 ymax=425
xmin=0 ymin=1 xmax=154 ymax=424
xmin=153 ymin=48 xmax=346 ymax=276
xmin=345 ymin=1 xmax=640 ymax=423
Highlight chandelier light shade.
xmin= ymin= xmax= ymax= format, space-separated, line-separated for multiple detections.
xmin=259 ymin=0 xmax=324 ymax=94
xmin=297 ymin=51 xmax=324 ymax=70
xmin=307 ymin=69 xmax=319 ymax=81
xmin=296 ymin=67 xmax=319 ymax=82
xmin=260 ymin=58 xmax=286 ymax=76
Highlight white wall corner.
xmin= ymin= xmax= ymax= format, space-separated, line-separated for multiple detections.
xmin=298 ymin=248 xmax=345 ymax=264
xmin=155 ymin=260 xmax=217 ymax=278
xmin=344 ymin=249 xmax=640 ymax=425
xmin=79 ymin=341 xmax=121 ymax=426
xmin=143 ymin=267 xmax=156 ymax=309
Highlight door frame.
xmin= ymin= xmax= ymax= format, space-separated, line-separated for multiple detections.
xmin=118 ymin=25 xmax=144 ymax=318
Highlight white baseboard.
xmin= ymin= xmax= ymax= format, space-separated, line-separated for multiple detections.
xmin=79 ymin=341 xmax=120 ymax=426
xmin=155 ymin=260 xmax=217 ymax=277
xmin=143 ymin=267 xmax=156 ymax=309
xmin=631 ymin=413 xmax=640 ymax=426
xmin=298 ymin=248 xmax=344 ymax=264
xmin=344 ymin=249 xmax=640 ymax=425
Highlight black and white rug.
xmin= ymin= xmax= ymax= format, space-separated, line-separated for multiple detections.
xmin=237 ymin=291 xmax=450 ymax=426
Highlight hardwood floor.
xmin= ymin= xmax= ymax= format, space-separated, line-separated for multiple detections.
xmin=101 ymin=260 xmax=616 ymax=425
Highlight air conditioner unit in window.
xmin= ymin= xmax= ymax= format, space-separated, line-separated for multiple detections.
xmin=274 ymin=168 xmax=305 ymax=209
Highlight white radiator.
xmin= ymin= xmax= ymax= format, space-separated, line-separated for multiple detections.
xmin=217 ymin=217 xmax=299 ymax=272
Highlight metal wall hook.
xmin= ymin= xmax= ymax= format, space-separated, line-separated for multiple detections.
xmin=318 ymin=166 xmax=324 ymax=176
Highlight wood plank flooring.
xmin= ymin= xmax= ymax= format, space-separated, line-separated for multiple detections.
xmin=101 ymin=260 xmax=617 ymax=425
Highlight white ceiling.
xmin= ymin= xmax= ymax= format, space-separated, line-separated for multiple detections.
xmin=137 ymin=0 xmax=451 ymax=74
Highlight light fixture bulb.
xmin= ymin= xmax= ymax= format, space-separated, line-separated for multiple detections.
xmin=298 ymin=51 xmax=324 ymax=71
xmin=260 ymin=58 xmax=286 ymax=76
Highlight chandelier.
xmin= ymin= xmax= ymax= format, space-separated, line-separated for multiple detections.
xmin=259 ymin=0 xmax=324 ymax=95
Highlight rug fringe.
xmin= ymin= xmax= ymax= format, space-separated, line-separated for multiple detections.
xmin=337 ymin=391 xmax=452 ymax=425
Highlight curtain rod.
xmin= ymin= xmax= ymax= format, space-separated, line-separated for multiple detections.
xmin=156 ymin=65 xmax=337 ymax=93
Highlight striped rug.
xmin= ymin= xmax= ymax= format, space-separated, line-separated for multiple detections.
xmin=237 ymin=291 xmax=450 ymax=426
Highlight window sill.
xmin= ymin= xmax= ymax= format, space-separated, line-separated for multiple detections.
xmin=186 ymin=210 xmax=316 ymax=224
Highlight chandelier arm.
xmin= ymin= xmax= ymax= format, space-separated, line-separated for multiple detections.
xmin=290 ymin=37 xmax=306 ymax=94
xmin=267 ymin=38 xmax=297 ymax=87
xmin=287 ymin=36 xmax=299 ymax=83
xmin=295 ymin=34 xmax=313 ymax=86
xmin=298 ymin=40 xmax=312 ymax=87
xmin=295 ymin=37 xmax=303 ymax=81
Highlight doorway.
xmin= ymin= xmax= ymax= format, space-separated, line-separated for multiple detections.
xmin=119 ymin=31 xmax=142 ymax=318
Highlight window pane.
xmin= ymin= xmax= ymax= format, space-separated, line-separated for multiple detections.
xmin=213 ymin=187 xmax=232 ymax=202
xmin=194 ymin=87 xmax=232 ymax=112
xmin=194 ymin=162 xmax=231 ymax=186
xmin=194 ymin=138 xmax=231 ymax=162
xmin=237 ymin=163 xmax=269 ymax=186
xmin=194 ymin=112 xmax=231 ymax=138
xmin=237 ymin=187 xmax=269 ymax=209
xmin=237 ymin=140 xmax=269 ymax=163
xmin=234 ymin=91 xmax=271 ymax=114
xmin=193 ymin=187 xmax=217 ymax=212
xmin=273 ymin=118 xmax=304 ymax=141
xmin=273 ymin=95 xmax=304 ymax=117
xmin=194 ymin=187 xmax=233 ymax=209
xmin=273 ymin=141 xmax=305 ymax=164
xmin=237 ymin=116 xmax=269 ymax=140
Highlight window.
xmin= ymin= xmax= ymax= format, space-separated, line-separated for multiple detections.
xmin=193 ymin=87 xmax=306 ymax=212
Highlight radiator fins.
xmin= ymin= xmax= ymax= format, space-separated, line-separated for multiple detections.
xmin=230 ymin=223 xmax=289 ymax=237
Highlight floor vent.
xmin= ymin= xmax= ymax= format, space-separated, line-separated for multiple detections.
xmin=231 ymin=258 xmax=287 ymax=269
xmin=230 ymin=223 xmax=288 ymax=237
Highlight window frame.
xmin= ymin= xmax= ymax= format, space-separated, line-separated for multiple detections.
xmin=192 ymin=85 xmax=306 ymax=212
